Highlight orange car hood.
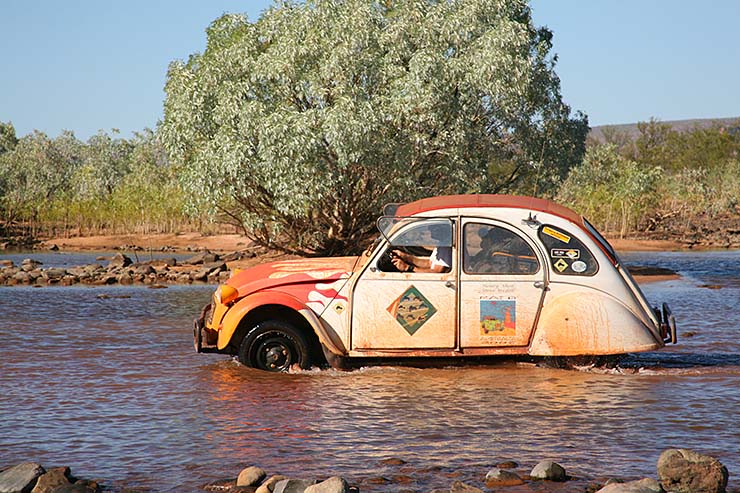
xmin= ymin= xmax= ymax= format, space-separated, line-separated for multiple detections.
xmin=227 ymin=256 xmax=359 ymax=298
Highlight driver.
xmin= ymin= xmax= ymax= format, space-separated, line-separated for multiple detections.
xmin=390 ymin=224 xmax=452 ymax=273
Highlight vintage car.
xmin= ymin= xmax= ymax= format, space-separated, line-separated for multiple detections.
xmin=194 ymin=194 xmax=677 ymax=371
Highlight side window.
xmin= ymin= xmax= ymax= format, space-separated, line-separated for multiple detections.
xmin=463 ymin=223 xmax=539 ymax=275
xmin=537 ymin=225 xmax=598 ymax=276
xmin=377 ymin=219 xmax=454 ymax=273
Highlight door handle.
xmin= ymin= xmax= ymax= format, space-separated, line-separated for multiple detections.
xmin=533 ymin=281 xmax=546 ymax=289
xmin=445 ymin=281 xmax=455 ymax=289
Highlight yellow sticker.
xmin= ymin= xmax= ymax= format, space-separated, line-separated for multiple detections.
xmin=554 ymin=258 xmax=569 ymax=272
xmin=542 ymin=226 xmax=571 ymax=244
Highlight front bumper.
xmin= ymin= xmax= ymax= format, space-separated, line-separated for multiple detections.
xmin=193 ymin=303 xmax=219 ymax=353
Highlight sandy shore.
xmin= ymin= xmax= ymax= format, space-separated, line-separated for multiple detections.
xmin=41 ymin=233 xmax=689 ymax=254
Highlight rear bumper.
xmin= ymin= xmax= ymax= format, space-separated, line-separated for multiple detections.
xmin=193 ymin=303 xmax=220 ymax=353
xmin=658 ymin=302 xmax=678 ymax=344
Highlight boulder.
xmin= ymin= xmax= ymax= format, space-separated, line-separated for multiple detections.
xmin=42 ymin=268 xmax=67 ymax=282
xmin=596 ymin=478 xmax=663 ymax=493
xmin=657 ymin=448 xmax=728 ymax=493
xmin=304 ymin=477 xmax=349 ymax=493
xmin=31 ymin=467 xmax=72 ymax=493
xmin=484 ymin=468 xmax=524 ymax=487
xmin=108 ymin=253 xmax=133 ymax=268
xmin=449 ymin=481 xmax=483 ymax=493
xmin=237 ymin=467 xmax=267 ymax=487
xmin=273 ymin=479 xmax=317 ymax=493
xmin=184 ymin=251 xmax=220 ymax=265
xmin=530 ymin=460 xmax=567 ymax=481
xmin=0 ymin=260 xmax=14 ymax=268
xmin=255 ymin=476 xmax=289 ymax=493
xmin=21 ymin=259 xmax=42 ymax=272
xmin=0 ymin=462 xmax=46 ymax=493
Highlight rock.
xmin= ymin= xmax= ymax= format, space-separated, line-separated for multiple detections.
xmin=449 ymin=481 xmax=483 ymax=493
xmin=530 ymin=461 xmax=567 ymax=481
xmin=31 ymin=467 xmax=72 ymax=493
xmin=237 ymin=467 xmax=267 ymax=487
xmin=379 ymin=458 xmax=406 ymax=466
xmin=42 ymin=268 xmax=67 ymax=282
xmin=48 ymin=244 xmax=59 ymax=251
xmin=596 ymin=478 xmax=663 ymax=493
xmin=255 ymin=476 xmax=289 ymax=493
xmin=49 ymin=481 xmax=99 ymax=493
xmin=273 ymin=479 xmax=317 ymax=493
xmin=657 ymin=448 xmax=728 ymax=493
xmin=204 ymin=478 xmax=236 ymax=491
xmin=304 ymin=477 xmax=349 ymax=493
xmin=495 ymin=460 xmax=519 ymax=469
xmin=108 ymin=253 xmax=133 ymax=268
xmin=484 ymin=468 xmax=524 ymax=487
xmin=21 ymin=259 xmax=42 ymax=272
xmin=133 ymin=264 xmax=156 ymax=276
xmin=184 ymin=251 xmax=220 ymax=265
xmin=0 ymin=462 xmax=46 ymax=493
xmin=0 ymin=260 xmax=14 ymax=268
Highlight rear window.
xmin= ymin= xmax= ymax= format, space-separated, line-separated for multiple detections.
xmin=537 ymin=225 xmax=598 ymax=276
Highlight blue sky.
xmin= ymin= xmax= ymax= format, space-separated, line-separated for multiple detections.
xmin=2 ymin=1 xmax=739 ymax=140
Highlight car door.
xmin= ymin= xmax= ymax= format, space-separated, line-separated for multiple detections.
xmin=351 ymin=218 xmax=457 ymax=350
xmin=458 ymin=218 xmax=547 ymax=348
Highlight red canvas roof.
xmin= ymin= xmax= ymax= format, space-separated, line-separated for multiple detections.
xmin=394 ymin=194 xmax=585 ymax=226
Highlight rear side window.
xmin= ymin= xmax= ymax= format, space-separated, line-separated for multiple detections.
xmin=464 ymin=223 xmax=539 ymax=275
xmin=538 ymin=225 xmax=598 ymax=276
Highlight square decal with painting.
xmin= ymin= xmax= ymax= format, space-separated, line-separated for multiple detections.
xmin=480 ymin=299 xmax=516 ymax=336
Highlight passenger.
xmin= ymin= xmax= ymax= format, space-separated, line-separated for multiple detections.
xmin=391 ymin=224 xmax=451 ymax=273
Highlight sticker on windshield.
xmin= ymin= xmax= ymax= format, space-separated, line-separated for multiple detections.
xmin=542 ymin=226 xmax=571 ymax=244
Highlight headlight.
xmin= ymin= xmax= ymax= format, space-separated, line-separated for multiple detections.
xmin=216 ymin=284 xmax=239 ymax=305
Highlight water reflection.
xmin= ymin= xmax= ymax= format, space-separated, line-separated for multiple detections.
xmin=0 ymin=251 xmax=738 ymax=492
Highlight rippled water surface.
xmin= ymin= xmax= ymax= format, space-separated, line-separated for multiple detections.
xmin=1 ymin=250 xmax=738 ymax=492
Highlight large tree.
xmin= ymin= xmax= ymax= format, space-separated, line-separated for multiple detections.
xmin=161 ymin=0 xmax=588 ymax=255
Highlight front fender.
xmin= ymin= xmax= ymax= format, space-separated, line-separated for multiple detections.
xmin=217 ymin=291 xmax=346 ymax=356
xmin=529 ymin=291 xmax=664 ymax=356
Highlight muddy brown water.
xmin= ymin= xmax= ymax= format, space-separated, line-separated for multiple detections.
xmin=0 ymin=250 xmax=738 ymax=492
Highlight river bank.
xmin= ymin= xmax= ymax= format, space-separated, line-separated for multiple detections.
xmin=1 ymin=448 xmax=732 ymax=493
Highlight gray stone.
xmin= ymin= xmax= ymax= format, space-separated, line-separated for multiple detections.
xmin=657 ymin=448 xmax=728 ymax=493
xmin=596 ymin=478 xmax=663 ymax=493
xmin=21 ymin=259 xmax=42 ymax=271
xmin=530 ymin=460 xmax=567 ymax=481
xmin=184 ymin=251 xmax=220 ymax=265
xmin=304 ymin=477 xmax=349 ymax=493
xmin=31 ymin=467 xmax=72 ymax=493
xmin=134 ymin=264 xmax=156 ymax=276
xmin=255 ymin=476 xmax=289 ymax=493
xmin=0 ymin=462 xmax=46 ymax=493
xmin=108 ymin=253 xmax=133 ymax=268
xmin=42 ymin=268 xmax=67 ymax=281
xmin=449 ymin=481 xmax=483 ymax=493
xmin=484 ymin=468 xmax=524 ymax=487
xmin=237 ymin=467 xmax=267 ymax=487
xmin=273 ymin=479 xmax=317 ymax=493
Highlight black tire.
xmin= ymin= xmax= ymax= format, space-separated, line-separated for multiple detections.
xmin=238 ymin=320 xmax=311 ymax=372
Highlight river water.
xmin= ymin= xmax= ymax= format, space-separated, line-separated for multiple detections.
xmin=0 ymin=250 xmax=738 ymax=492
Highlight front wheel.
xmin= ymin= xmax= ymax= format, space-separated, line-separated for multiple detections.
xmin=238 ymin=320 xmax=311 ymax=372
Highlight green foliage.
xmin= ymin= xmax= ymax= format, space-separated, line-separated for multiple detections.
xmin=565 ymin=118 xmax=740 ymax=238
xmin=0 ymin=127 xmax=191 ymax=236
xmin=161 ymin=0 xmax=587 ymax=255
xmin=558 ymin=144 xmax=661 ymax=237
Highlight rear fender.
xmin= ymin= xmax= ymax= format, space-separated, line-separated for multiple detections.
xmin=218 ymin=291 xmax=346 ymax=355
xmin=529 ymin=291 xmax=664 ymax=356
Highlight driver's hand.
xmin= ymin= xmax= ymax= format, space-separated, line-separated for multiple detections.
xmin=390 ymin=251 xmax=411 ymax=272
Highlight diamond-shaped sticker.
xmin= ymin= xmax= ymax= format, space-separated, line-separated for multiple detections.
xmin=553 ymin=258 xmax=569 ymax=272
xmin=387 ymin=285 xmax=437 ymax=336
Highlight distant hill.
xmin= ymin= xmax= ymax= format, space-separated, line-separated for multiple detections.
xmin=589 ymin=116 xmax=740 ymax=142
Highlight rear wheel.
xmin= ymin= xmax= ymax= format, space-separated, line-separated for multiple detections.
xmin=238 ymin=320 xmax=311 ymax=372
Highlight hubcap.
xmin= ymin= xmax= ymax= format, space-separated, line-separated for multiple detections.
xmin=257 ymin=338 xmax=293 ymax=371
